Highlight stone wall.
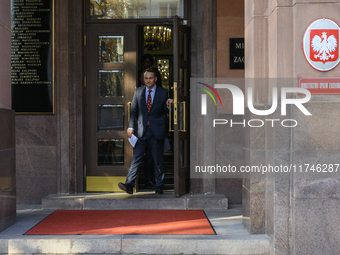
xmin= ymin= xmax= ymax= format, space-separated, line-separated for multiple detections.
xmin=290 ymin=1 xmax=340 ymax=254
xmin=0 ymin=0 xmax=16 ymax=232
xmin=16 ymin=116 xmax=57 ymax=204
xmin=245 ymin=0 xmax=340 ymax=254
xmin=0 ymin=109 xmax=16 ymax=232
xmin=15 ymin=0 xmax=84 ymax=204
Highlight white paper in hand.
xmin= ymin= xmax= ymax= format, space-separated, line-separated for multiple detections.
xmin=128 ymin=134 xmax=138 ymax=147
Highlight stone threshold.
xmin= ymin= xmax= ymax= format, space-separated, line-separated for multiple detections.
xmin=0 ymin=236 xmax=270 ymax=255
xmin=42 ymin=192 xmax=229 ymax=210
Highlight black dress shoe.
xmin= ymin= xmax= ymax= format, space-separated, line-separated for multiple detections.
xmin=144 ymin=180 xmax=156 ymax=189
xmin=118 ymin=182 xmax=133 ymax=194
xmin=155 ymin=187 xmax=163 ymax=194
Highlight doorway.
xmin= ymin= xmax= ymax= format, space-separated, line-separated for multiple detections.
xmin=84 ymin=16 xmax=190 ymax=197
xmin=136 ymin=24 xmax=174 ymax=191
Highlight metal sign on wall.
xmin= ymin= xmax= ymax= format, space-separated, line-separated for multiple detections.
xmin=229 ymin=38 xmax=244 ymax=69
xmin=303 ymin=18 xmax=340 ymax=72
xmin=298 ymin=77 xmax=340 ymax=94
xmin=11 ymin=0 xmax=54 ymax=114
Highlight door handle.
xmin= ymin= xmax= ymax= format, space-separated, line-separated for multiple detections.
xmin=127 ymin=102 xmax=132 ymax=122
xmin=181 ymin=101 xmax=186 ymax=132
xmin=169 ymin=104 xmax=174 ymax=132
xmin=173 ymin=82 xmax=177 ymax=125
xmin=169 ymin=82 xmax=178 ymax=132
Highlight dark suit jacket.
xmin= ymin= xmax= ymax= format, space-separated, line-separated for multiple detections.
xmin=128 ymin=86 xmax=169 ymax=140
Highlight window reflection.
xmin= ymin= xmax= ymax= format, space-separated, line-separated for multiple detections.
xmin=99 ymin=36 xmax=124 ymax=63
xmin=90 ymin=0 xmax=184 ymax=19
xmin=157 ymin=59 xmax=170 ymax=91
xmin=98 ymin=139 xmax=124 ymax=165
xmin=98 ymin=104 xmax=124 ymax=132
xmin=98 ymin=70 xmax=124 ymax=97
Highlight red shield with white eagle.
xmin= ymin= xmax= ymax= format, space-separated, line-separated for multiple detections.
xmin=303 ymin=18 xmax=340 ymax=72
xmin=309 ymin=29 xmax=339 ymax=64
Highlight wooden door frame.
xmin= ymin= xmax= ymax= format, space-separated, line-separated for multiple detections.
xmin=83 ymin=12 xmax=191 ymax=194
xmin=173 ymin=16 xmax=190 ymax=197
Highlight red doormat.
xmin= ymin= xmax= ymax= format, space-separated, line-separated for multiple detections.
xmin=24 ymin=210 xmax=216 ymax=235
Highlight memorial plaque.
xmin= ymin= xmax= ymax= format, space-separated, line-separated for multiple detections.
xmin=11 ymin=0 xmax=54 ymax=114
xmin=229 ymin=38 xmax=244 ymax=69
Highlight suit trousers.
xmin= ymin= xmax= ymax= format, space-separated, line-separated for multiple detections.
xmin=144 ymin=147 xmax=154 ymax=181
xmin=126 ymin=127 xmax=165 ymax=187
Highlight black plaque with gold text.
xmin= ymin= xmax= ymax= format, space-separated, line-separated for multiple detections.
xmin=229 ymin=38 xmax=244 ymax=70
xmin=11 ymin=0 xmax=53 ymax=114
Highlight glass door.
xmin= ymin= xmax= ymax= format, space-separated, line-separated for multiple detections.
xmin=172 ymin=16 xmax=190 ymax=197
xmin=86 ymin=24 xmax=136 ymax=191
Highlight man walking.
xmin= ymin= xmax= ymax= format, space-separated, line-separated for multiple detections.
xmin=118 ymin=69 xmax=173 ymax=195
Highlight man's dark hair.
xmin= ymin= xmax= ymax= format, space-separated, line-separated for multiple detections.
xmin=144 ymin=68 xmax=157 ymax=77
xmin=141 ymin=54 xmax=154 ymax=65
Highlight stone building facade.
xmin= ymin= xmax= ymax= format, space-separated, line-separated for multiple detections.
xmin=1 ymin=0 xmax=340 ymax=254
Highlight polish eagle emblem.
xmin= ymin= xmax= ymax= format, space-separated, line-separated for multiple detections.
xmin=311 ymin=32 xmax=338 ymax=63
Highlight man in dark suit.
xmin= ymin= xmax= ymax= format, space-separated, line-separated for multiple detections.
xmin=118 ymin=69 xmax=173 ymax=195
xmin=138 ymin=71 xmax=157 ymax=189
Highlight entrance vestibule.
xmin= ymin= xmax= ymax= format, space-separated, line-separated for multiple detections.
xmin=85 ymin=1 xmax=190 ymax=197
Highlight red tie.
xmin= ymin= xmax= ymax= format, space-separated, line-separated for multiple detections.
xmin=147 ymin=89 xmax=152 ymax=127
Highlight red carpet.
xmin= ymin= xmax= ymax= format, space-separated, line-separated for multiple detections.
xmin=24 ymin=210 xmax=216 ymax=235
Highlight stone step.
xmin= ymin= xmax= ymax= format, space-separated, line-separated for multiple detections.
xmin=0 ymin=236 xmax=270 ymax=255
xmin=42 ymin=192 xmax=229 ymax=210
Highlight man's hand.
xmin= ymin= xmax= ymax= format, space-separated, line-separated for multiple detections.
xmin=127 ymin=129 xmax=134 ymax=138
xmin=166 ymin=98 xmax=174 ymax=106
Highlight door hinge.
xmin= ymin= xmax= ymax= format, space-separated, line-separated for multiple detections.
xmin=84 ymin=35 xmax=86 ymax=46
xmin=84 ymin=76 xmax=86 ymax=88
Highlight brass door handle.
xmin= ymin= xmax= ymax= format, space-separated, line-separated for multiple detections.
xmin=169 ymin=81 xmax=178 ymax=132
xmin=181 ymin=101 xmax=186 ymax=132
xmin=127 ymin=102 xmax=132 ymax=122
xmin=169 ymin=104 xmax=174 ymax=132
xmin=174 ymin=82 xmax=177 ymax=125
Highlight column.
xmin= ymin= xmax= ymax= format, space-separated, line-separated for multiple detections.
xmin=190 ymin=0 xmax=217 ymax=194
xmin=243 ymin=0 xmax=269 ymax=234
xmin=0 ymin=0 xmax=16 ymax=232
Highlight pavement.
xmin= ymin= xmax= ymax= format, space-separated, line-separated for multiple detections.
xmin=0 ymin=202 xmax=270 ymax=255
